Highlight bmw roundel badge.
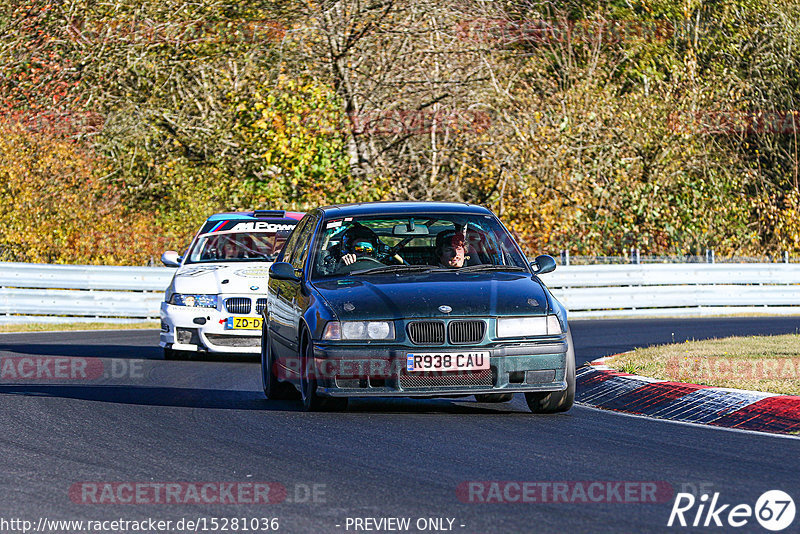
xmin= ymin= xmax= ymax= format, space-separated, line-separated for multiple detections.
xmin=438 ymin=305 xmax=452 ymax=314
xmin=250 ymin=286 xmax=259 ymax=291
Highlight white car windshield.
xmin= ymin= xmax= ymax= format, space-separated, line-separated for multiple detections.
xmin=185 ymin=231 xmax=288 ymax=263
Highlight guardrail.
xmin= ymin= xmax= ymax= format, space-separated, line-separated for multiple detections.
xmin=0 ymin=262 xmax=174 ymax=323
xmin=541 ymin=263 xmax=800 ymax=318
xmin=0 ymin=262 xmax=798 ymax=323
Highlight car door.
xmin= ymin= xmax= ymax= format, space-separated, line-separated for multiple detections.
xmin=284 ymin=213 xmax=319 ymax=347
xmin=269 ymin=214 xmax=318 ymax=361
xmin=268 ymin=216 xmax=309 ymax=361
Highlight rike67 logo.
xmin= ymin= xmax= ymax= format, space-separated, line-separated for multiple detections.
xmin=668 ymin=490 xmax=795 ymax=531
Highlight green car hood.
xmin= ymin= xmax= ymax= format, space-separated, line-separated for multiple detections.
xmin=313 ymin=272 xmax=550 ymax=320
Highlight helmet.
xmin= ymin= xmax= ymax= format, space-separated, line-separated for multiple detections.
xmin=341 ymin=224 xmax=379 ymax=257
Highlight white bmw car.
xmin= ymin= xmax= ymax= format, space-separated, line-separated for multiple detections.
xmin=159 ymin=210 xmax=303 ymax=359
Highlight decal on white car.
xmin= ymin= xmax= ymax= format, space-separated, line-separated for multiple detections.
xmin=230 ymin=221 xmax=296 ymax=232
xmin=175 ymin=266 xmax=226 ymax=277
xmin=234 ymin=267 xmax=272 ymax=278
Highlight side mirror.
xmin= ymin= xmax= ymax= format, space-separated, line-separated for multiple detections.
xmin=531 ymin=254 xmax=557 ymax=275
xmin=161 ymin=250 xmax=181 ymax=267
xmin=270 ymin=261 xmax=301 ymax=281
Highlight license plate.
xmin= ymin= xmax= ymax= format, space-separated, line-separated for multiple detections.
xmin=406 ymin=351 xmax=490 ymax=372
xmin=225 ymin=317 xmax=262 ymax=330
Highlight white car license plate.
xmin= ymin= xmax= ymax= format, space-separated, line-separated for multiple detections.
xmin=225 ymin=317 xmax=262 ymax=330
xmin=406 ymin=351 xmax=489 ymax=372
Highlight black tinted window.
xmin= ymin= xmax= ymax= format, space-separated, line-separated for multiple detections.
xmin=280 ymin=216 xmax=310 ymax=263
xmin=288 ymin=215 xmax=318 ymax=269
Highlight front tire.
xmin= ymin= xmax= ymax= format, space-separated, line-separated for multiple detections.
xmin=261 ymin=324 xmax=298 ymax=400
xmin=525 ymin=329 xmax=576 ymax=413
xmin=300 ymin=330 xmax=348 ymax=412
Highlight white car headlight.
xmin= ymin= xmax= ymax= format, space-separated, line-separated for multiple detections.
xmin=170 ymin=293 xmax=218 ymax=308
xmin=322 ymin=321 xmax=395 ymax=340
xmin=496 ymin=315 xmax=562 ymax=338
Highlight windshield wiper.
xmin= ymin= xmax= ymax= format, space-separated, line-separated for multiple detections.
xmin=456 ymin=264 xmax=526 ymax=273
xmin=351 ymin=264 xmax=440 ymax=275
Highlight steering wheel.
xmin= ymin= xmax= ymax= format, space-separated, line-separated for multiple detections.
xmin=334 ymin=256 xmax=384 ymax=273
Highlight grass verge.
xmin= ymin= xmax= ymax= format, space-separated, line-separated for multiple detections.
xmin=603 ymin=334 xmax=800 ymax=395
xmin=0 ymin=321 xmax=160 ymax=333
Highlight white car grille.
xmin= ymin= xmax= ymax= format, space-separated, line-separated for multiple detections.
xmin=225 ymin=298 xmax=251 ymax=314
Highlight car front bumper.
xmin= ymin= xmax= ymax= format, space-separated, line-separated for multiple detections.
xmin=303 ymin=340 xmax=568 ymax=397
xmin=159 ymin=301 xmax=263 ymax=354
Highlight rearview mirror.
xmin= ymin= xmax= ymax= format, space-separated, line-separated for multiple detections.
xmin=270 ymin=261 xmax=301 ymax=281
xmin=161 ymin=251 xmax=181 ymax=267
xmin=531 ymin=254 xmax=556 ymax=275
xmin=392 ymin=223 xmax=429 ymax=236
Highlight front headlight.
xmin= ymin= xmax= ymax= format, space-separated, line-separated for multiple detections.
xmin=496 ymin=315 xmax=562 ymax=338
xmin=169 ymin=293 xmax=218 ymax=308
xmin=322 ymin=321 xmax=395 ymax=340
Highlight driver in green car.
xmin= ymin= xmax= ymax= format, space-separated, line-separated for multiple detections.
xmin=339 ymin=224 xmax=382 ymax=266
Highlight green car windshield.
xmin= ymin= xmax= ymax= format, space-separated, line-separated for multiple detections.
xmin=311 ymin=214 xmax=529 ymax=277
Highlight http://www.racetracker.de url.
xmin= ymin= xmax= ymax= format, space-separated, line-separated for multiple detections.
xmin=0 ymin=516 xmax=281 ymax=533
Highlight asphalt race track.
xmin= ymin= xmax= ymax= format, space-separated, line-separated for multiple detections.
xmin=0 ymin=317 xmax=798 ymax=533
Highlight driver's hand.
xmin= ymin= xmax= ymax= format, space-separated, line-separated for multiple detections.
xmin=341 ymin=253 xmax=357 ymax=265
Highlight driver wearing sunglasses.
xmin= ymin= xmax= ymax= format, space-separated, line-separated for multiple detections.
xmin=342 ymin=240 xmax=377 ymax=265
xmin=339 ymin=225 xmax=381 ymax=266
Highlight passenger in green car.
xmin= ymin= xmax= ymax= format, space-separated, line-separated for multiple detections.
xmin=435 ymin=229 xmax=467 ymax=268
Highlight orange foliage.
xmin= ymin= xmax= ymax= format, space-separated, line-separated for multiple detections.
xmin=0 ymin=123 xmax=170 ymax=265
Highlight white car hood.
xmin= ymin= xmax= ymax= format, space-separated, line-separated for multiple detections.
xmin=169 ymin=262 xmax=273 ymax=295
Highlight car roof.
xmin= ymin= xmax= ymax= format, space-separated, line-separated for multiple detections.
xmin=316 ymin=201 xmax=492 ymax=219
xmin=206 ymin=210 xmax=304 ymax=222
